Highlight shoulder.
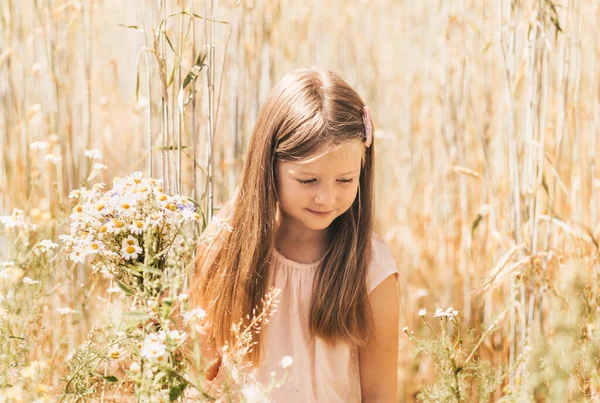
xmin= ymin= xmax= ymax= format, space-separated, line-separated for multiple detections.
xmin=366 ymin=232 xmax=399 ymax=295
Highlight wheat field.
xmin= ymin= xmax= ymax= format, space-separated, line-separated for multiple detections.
xmin=1 ymin=0 xmax=600 ymax=401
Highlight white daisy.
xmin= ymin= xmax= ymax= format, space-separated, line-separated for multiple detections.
xmin=418 ymin=308 xmax=427 ymax=316
xmin=22 ymin=277 xmax=40 ymax=285
xmin=434 ymin=307 xmax=459 ymax=320
xmin=85 ymin=239 xmax=104 ymax=255
xmin=146 ymin=212 xmax=164 ymax=227
xmin=140 ymin=336 xmax=167 ymax=361
xmin=121 ymin=235 xmax=139 ymax=249
xmin=181 ymin=206 xmax=201 ymax=221
xmin=116 ymin=198 xmax=136 ymax=217
xmin=121 ymin=244 xmax=142 ymax=260
xmin=128 ymin=220 xmax=146 ymax=235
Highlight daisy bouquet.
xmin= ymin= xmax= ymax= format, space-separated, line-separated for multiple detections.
xmin=60 ymin=171 xmax=201 ymax=296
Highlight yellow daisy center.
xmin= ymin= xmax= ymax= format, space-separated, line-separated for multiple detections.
xmin=126 ymin=246 xmax=136 ymax=254
xmin=113 ymin=220 xmax=125 ymax=228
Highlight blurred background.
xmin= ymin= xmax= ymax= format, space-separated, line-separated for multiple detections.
xmin=1 ymin=0 xmax=600 ymax=400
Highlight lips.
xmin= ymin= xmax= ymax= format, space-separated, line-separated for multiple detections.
xmin=307 ymin=209 xmax=333 ymax=217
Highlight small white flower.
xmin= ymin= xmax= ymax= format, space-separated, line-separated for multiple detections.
xmin=30 ymin=141 xmax=49 ymax=151
xmin=177 ymin=293 xmax=189 ymax=301
xmin=84 ymin=149 xmax=103 ymax=160
xmin=68 ymin=248 xmax=87 ymax=263
xmin=434 ymin=307 xmax=459 ymax=320
xmin=182 ymin=308 xmax=207 ymax=325
xmin=180 ymin=206 xmax=201 ymax=221
xmin=85 ymin=239 xmax=104 ymax=255
xmin=58 ymin=307 xmax=77 ymax=315
xmin=116 ymin=198 xmax=136 ymax=217
xmin=402 ymin=326 xmax=409 ymax=333
xmin=129 ymin=362 xmax=141 ymax=372
xmin=212 ymin=216 xmax=234 ymax=232
xmin=146 ymin=212 xmax=164 ymax=227
xmin=121 ymin=235 xmax=139 ymax=249
xmin=107 ymin=345 xmax=124 ymax=360
xmin=121 ymin=244 xmax=142 ymax=260
xmin=279 ymin=356 xmax=293 ymax=369
xmin=418 ymin=308 xmax=427 ymax=317
xmin=140 ymin=336 xmax=167 ymax=361
xmin=128 ymin=220 xmax=146 ymax=235
xmin=22 ymin=277 xmax=40 ymax=285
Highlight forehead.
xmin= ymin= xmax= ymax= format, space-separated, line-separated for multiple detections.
xmin=277 ymin=140 xmax=363 ymax=175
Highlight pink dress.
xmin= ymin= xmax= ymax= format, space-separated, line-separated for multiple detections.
xmin=253 ymin=234 xmax=399 ymax=402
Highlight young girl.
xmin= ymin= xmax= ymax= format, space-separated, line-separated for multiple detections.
xmin=190 ymin=68 xmax=400 ymax=402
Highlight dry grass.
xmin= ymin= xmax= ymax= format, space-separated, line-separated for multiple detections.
xmin=1 ymin=0 xmax=600 ymax=401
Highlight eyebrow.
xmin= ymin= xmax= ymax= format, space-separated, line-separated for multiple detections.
xmin=296 ymin=169 xmax=360 ymax=176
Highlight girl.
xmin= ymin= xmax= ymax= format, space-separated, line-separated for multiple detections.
xmin=190 ymin=68 xmax=400 ymax=402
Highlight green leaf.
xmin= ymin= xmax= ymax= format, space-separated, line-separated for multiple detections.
xmin=169 ymin=382 xmax=188 ymax=401
xmin=98 ymin=374 xmax=119 ymax=383
xmin=115 ymin=278 xmax=135 ymax=295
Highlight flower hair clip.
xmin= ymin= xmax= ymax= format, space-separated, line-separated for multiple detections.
xmin=363 ymin=106 xmax=373 ymax=148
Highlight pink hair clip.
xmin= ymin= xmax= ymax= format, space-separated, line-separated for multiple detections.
xmin=363 ymin=106 xmax=373 ymax=148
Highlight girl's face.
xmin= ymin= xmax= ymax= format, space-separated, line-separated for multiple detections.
xmin=275 ymin=139 xmax=364 ymax=233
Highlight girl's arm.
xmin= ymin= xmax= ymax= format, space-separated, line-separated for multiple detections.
xmin=358 ymin=275 xmax=400 ymax=402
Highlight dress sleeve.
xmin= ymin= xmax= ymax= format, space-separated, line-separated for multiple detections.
xmin=366 ymin=233 xmax=400 ymax=295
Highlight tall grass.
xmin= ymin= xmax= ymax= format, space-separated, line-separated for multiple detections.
xmin=1 ymin=0 xmax=599 ymax=401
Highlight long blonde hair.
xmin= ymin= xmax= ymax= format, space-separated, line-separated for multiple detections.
xmin=190 ymin=68 xmax=375 ymax=364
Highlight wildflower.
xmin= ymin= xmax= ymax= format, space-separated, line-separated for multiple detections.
xmin=140 ymin=335 xmax=167 ymax=361
xmin=0 ymin=208 xmax=36 ymax=231
xmin=279 ymin=356 xmax=293 ymax=369
xmin=402 ymin=326 xmax=409 ymax=334
xmin=22 ymin=277 xmax=40 ymax=285
xmin=58 ymin=307 xmax=77 ymax=315
xmin=182 ymin=308 xmax=207 ymax=325
xmin=34 ymin=239 xmax=58 ymax=255
xmin=0 ymin=265 xmax=25 ymax=283
xmin=434 ymin=307 xmax=459 ymax=320
xmin=68 ymin=188 xmax=86 ymax=199
xmin=418 ymin=308 xmax=427 ymax=316
xmin=177 ymin=293 xmax=190 ymax=301
xmin=116 ymin=198 xmax=137 ymax=217
xmin=127 ymin=171 xmax=144 ymax=185
xmin=109 ymin=219 xmax=127 ymax=234
xmin=146 ymin=212 xmax=164 ymax=226
xmin=85 ymin=239 xmax=104 ymax=255
xmin=121 ymin=235 xmax=139 ymax=249
xmin=128 ymin=220 xmax=146 ymax=235
xmin=121 ymin=243 xmax=142 ymax=260
xmin=212 ymin=216 xmax=234 ymax=232
xmin=30 ymin=141 xmax=49 ymax=151
xmin=69 ymin=248 xmax=87 ymax=263
xmin=84 ymin=149 xmax=103 ymax=160
xmin=129 ymin=362 xmax=141 ymax=372
xmin=181 ymin=206 xmax=201 ymax=221
xmin=108 ymin=345 xmax=124 ymax=360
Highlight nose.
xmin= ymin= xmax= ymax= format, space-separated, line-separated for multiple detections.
xmin=314 ymin=183 xmax=336 ymax=208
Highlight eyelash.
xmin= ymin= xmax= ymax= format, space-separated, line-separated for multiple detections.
xmin=297 ymin=179 xmax=354 ymax=185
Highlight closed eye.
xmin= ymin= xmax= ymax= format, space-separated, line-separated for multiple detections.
xmin=338 ymin=179 xmax=354 ymax=183
xmin=297 ymin=179 xmax=316 ymax=184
